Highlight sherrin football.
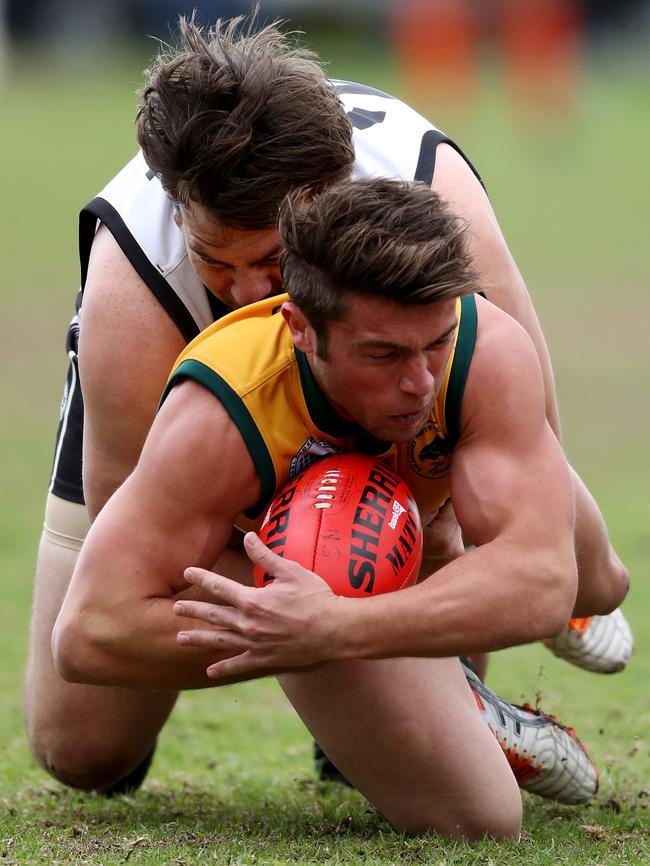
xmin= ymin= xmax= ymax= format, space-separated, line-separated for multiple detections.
xmin=253 ymin=452 xmax=423 ymax=597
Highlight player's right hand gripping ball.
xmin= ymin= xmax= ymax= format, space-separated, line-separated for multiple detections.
xmin=253 ymin=452 xmax=422 ymax=597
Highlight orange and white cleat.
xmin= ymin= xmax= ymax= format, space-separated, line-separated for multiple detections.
xmin=543 ymin=608 xmax=633 ymax=674
xmin=462 ymin=659 xmax=599 ymax=805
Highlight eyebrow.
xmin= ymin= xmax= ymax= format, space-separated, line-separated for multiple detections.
xmin=352 ymin=322 xmax=458 ymax=351
xmin=189 ymin=243 xmax=282 ymax=268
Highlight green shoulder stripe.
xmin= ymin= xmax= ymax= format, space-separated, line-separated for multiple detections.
xmin=160 ymin=359 xmax=276 ymax=519
xmin=444 ymin=294 xmax=478 ymax=448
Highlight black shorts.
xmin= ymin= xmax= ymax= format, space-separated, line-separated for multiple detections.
xmin=49 ymin=298 xmax=85 ymax=505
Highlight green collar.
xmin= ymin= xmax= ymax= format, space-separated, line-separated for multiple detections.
xmin=294 ymin=348 xmax=391 ymax=456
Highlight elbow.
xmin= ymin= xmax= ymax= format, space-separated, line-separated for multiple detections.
xmin=51 ymin=615 xmax=87 ymax=683
xmin=525 ymin=551 xmax=578 ymax=642
xmin=52 ymin=608 xmax=115 ymax=685
xmin=602 ymin=558 xmax=630 ymax=614
xmin=577 ymin=552 xmax=630 ymax=617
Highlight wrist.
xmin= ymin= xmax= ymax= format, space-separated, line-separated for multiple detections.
xmin=323 ymin=595 xmax=367 ymax=661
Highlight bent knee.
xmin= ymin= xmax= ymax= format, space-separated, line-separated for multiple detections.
xmin=29 ymin=727 xmax=146 ymax=791
xmin=386 ymin=791 xmax=522 ymax=841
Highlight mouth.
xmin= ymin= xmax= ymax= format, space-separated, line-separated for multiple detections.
xmin=390 ymin=406 xmax=429 ymax=426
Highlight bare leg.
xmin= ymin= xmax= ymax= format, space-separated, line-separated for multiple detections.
xmin=280 ymin=656 xmax=522 ymax=840
xmin=24 ymin=530 xmax=177 ymax=790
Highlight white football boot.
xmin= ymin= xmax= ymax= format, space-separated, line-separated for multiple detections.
xmin=543 ymin=609 xmax=633 ymax=673
xmin=462 ymin=659 xmax=599 ymax=804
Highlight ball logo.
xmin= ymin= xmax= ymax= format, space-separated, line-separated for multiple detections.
xmin=388 ymin=499 xmax=406 ymax=529
xmin=348 ymin=462 xmax=418 ymax=593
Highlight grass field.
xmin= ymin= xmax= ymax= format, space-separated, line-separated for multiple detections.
xmin=0 ymin=32 xmax=648 ymax=865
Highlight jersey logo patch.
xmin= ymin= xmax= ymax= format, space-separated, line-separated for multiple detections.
xmin=407 ymin=422 xmax=453 ymax=479
xmin=290 ymin=438 xmax=343 ymax=479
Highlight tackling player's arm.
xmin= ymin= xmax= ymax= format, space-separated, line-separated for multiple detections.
xmin=434 ymin=146 xmax=628 ymax=616
xmin=79 ymin=225 xmax=187 ymax=519
xmin=51 ymin=379 xmax=265 ymax=689
xmin=432 ymin=144 xmax=559 ymax=435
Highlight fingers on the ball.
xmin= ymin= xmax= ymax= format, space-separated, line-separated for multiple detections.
xmin=244 ymin=533 xmax=294 ymax=577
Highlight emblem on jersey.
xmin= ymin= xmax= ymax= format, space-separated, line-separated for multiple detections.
xmin=289 ymin=437 xmax=343 ymax=478
xmin=407 ymin=421 xmax=453 ymax=479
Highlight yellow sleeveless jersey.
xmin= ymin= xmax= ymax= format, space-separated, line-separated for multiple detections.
xmin=161 ymin=293 xmax=478 ymax=531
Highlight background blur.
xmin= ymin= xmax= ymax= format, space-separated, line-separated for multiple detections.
xmin=0 ymin=0 xmax=648 ymax=828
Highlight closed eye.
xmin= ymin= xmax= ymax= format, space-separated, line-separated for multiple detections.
xmin=365 ymin=350 xmax=396 ymax=360
xmin=429 ymin=335 xmax=454 ymax=350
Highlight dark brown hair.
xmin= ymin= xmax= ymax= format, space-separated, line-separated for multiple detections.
xmin=279 ymin=177 xmax=480 ymax=347
xmin=136 ymin=13 xmax=354 ymax=229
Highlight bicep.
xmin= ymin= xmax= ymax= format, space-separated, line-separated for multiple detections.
xmin=452 ymin=425 xmax=572 ymax=552
xmin=79 ymin=225 xmax=187 ymax=517
xmin=450 ymin=310 xmax=573 ymax=550
xmin=73 ymin=381 xmax=261 ymax=603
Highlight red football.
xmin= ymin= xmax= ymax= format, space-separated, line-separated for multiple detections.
xmin=253 ymin=452 xmax=422 ymax=597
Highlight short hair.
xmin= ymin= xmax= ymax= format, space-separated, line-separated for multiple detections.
xmin=279 ymin=177 xmax=481 ymax=347
xmin=136 ymin=13 xmax=354 ymax=229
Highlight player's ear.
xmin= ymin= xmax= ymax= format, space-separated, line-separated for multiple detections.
xmin=282 ymin=302 xmax=316 ymax=353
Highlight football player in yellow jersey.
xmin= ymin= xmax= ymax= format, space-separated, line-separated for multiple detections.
xmin=53 ymin=178 xmax=629 ymax=839
xmin=27 ymin=15 xmax=629 ymax=804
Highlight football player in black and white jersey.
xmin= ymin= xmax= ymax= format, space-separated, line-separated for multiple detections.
xmin=27 ymin=14 xmax=630 ymax=801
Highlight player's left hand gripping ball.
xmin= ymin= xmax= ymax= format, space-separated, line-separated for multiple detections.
xmin=253 ymin=452 xmax=423 ymax=596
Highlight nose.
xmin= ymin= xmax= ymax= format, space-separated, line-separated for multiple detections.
xmin=399 ymin=356 xmax=435 ymax=398
xmin=230 ymin=269 xmax=274 ymax=306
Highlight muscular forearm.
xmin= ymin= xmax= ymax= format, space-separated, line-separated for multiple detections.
xmin=172 ymin=528 xmax=579 ymax=681
xmin=52 ymin=544 xmax=259 ymax=689
xmin=52 ymin=590 xmax=274 ymax=689
xmin=52 ymin=592 xmax=218 ymax=688
xmin=332 ymin=540 xmax=577 ymax=661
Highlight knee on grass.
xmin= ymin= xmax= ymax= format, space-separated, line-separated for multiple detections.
xmin=385 ymin=792 xmax=522 ymax=841
xmin=29 ymin=729 xmax=151 ymax=792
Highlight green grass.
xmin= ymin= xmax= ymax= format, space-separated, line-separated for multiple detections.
xmin=0 ymin=38 xmax=648 ymax=865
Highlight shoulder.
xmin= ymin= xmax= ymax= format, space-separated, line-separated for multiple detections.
xmin=81 ymin=224 xmax=187 ymax=368
xmin=336 ymin=80 xmax=443 ymax=181
xmin=473 ymin=294 xmax=541 ymax=366
xmin=336 ymin=80 xmax=484 ymax=192
xmin=167 ymin=297 xmax=292 ymax=389
xmin=462 ymin=296 xmax=546 ymax=435
xmin=91 ymin=151 xmax=166 ymax=215
xmin=82 ymin=152 xmax=213 ymax=333
xmin=83 ymin=152 xmax=176 ymax=255
xmin=145 ymin=378 xmax=262 ymax=519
